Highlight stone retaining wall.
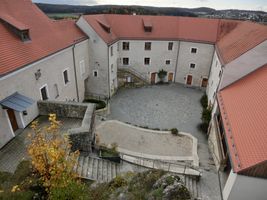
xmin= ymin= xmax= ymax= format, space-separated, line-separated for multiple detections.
xmin=38 ymin=101 xmax=96 ymax=153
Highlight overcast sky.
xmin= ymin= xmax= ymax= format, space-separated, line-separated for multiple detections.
xmin=33 ymin=0 xmax=267 ymax=11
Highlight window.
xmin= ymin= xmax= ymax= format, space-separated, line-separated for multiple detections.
xmin=145 ymin=42 xmax=151 ymax=50
xmin=219 ymin=70 xmax=222 ymax=78
xmin=63 ymin=69 xmax=69 ymax=84
xmin=123 ymin=58 xmax=129 ymax=65
xmin=168 ymin=42 xmax=173 ymax=50
xmin=111 ymin=64 xmax=114 ymax=73
xmin=93 ymin=70 xmax=98 ymax=77
xmin=144 ymin=58 xmax=150 ymax=65
xmin=166 ymin=60 xmax=171 ymax=65
xmin=40 ymin=85 xmax=48 ymax=100
xmin=191 ymin=48 xmax=197 ymax=53
xmin=190 ymin=63 xmax=196 ymax=69
xmin=54 ymin=84 xmax=59 ymax=98
xmin=110 ymin=46 xmax=113 ymax=56
xmin=80 ymin=60 xmax=85 ymax=76
xmin=122 ymin=42 xmax=129 ymax=50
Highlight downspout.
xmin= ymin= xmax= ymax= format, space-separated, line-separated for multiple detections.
xmin=174 ymin=41 xmax=181 ymax=82
xmin=107 ymin=45 xmax=111 ymax=99
xmin=72 ymin=44 xmax=80 ymax=102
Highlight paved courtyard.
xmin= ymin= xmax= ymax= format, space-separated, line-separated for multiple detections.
xmin=107 ymin=84 xmax=222 ymax=200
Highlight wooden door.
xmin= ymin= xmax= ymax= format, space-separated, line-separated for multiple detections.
xmin=151 ymin=72 xmax=156 ymax=84
xmin=168 ymin=73 xmax=174 ymax=82
xmin=186 ymin=75 xmax=192 ymax=85
xmin=7 ymin=109 xmax=18 ymax=132
xmin=201 ymin=78 xmax=208 ymax=87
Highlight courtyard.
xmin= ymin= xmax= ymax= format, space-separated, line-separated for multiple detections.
xmin=106 ymin=83 xmax=221 ymax=200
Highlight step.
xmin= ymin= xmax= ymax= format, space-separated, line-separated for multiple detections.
xmin=102 ymin=160 xmax=108 ymax=181
xmin=77 ymin=156 xmax=84 ymax=176
xmin=82 ymin=156 xmax=89 ymax=177
xmin=107 ymin=161 xmax=112 ymax=181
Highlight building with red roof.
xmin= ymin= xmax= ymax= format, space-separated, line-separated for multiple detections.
xmin=0 ymin=0 xmax=90 ymax=148
xmin=0 ymin=1 xmax=267 ymax=199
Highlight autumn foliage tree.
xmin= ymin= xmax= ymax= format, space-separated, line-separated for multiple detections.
xmin=27 ymin=114 xmax=87 ymax=199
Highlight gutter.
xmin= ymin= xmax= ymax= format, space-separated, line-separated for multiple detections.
xmin=107 ymin=45 xmax=111 ymax=99
xmin=72 ymin=44 xmax=80 ymax=102
xmin=174 ymin=41 xmax=181 ymax=82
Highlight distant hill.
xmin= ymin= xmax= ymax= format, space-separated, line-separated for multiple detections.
xmin=35 ymin=3 xmax=267 ymax=23
xmin=36 ymin=3 xmax=198 ymax=17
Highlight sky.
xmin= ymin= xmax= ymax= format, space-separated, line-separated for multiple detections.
xmin=33 ymin=0 xmax=267 ymax=12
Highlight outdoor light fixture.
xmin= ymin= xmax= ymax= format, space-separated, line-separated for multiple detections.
xmin=34 ymin=69 xmax=41 ymax=80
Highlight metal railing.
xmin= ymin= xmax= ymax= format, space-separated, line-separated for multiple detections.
xmin=118 ymin=66 xmax=150 ymax=84
xmin=120 ymin=152 xmax=201 ymax=178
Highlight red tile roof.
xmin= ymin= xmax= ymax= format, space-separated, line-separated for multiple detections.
xmin=217 ymin=65 xmax=267 ymax=174
xmin=82 ymin=14 xmax=220 ymax=44
xmin=0 ymin=0 xmax=87 ymax=77
xmin=82 ymin=14 xmax=267 ymax=65
xmin=217 ymin=21 xmax=267 ymax=65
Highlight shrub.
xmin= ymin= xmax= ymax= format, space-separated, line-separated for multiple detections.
xmin=171 ymin=128 xmax=179 ymax=135
xmin=200 ymin=94 xmax=208 ymax=108
xmin=198 ymin=122 xmax=209 ymax=133
xmin=109 ymin=176 xmax=127 ymax=191
xmin=202 ymin=108 xmax=212 ymax=123
xmin=27 ymin=114 xmax=82 ymax=197
xmin=157 ymin=69 xmax=167 ymax=82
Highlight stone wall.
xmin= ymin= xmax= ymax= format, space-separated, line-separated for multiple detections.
xmin=38 ymin=100 xmax=96 ymax=153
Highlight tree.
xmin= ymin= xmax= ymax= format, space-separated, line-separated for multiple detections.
xmin=27 ymin=114 xmax=87 ymax=199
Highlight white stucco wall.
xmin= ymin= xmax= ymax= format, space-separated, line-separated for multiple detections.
xmin=76 ymin=17 xmax=109 ymax=98
xmin=206 ymin=51 xmax=222 ymax=105
xmin=0 ymin=45 xmax=84 ymax=148
xmin=223 ymin=170 xmax=267 ymax=200
xmin=118 ymin=40 xmax=179 ymax=83
xmin=175 ymin=41 xmax=214 ymax=87
xmin=219 ymin=40 xmax=267 ymax=90
xmin=73 ymin=39 xmax=90 ymax=102
xmin=109 ymin=42 xmax=119 ymax=96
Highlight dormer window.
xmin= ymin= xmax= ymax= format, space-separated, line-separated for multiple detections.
xmin=97 ymin=20 xmax=111 ymax=33
xmin=143 ymin=18 xmax=152 ymax=32
xmin=21 ymin=30 xmax=30 ymax=42
xmin=0 ymin=14 xmax=31 ymax=42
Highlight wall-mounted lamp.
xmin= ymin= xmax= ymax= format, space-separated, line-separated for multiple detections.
xmin=35 ymin=69 xmax=41 ymax=80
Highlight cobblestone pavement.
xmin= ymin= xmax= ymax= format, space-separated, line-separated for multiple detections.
xmin=0 ymin=116 xmax=82 ymax=173
xmin=108 ymin=84 xmax=222 ymax=200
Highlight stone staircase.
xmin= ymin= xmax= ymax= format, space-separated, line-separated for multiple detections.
xmin=185 ymin=175 xmax=202 ymax=200
xmin=118 ymin=67 xmax=150 ymax=87
xmin=74 ymin=155 xmax=120 ymax=182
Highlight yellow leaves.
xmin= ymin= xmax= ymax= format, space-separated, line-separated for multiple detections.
xmin=27 ymin=114 xmax=80 ymax=195
xmin=11 ymin=185 xmax=20 ymax=192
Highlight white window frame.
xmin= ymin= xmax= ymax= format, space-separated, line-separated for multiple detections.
xmin=144 ymin=57 xmax=150 ymax=65
xmin=54 ymin=83 xmax=59 ymax=98
xmin=168 ymin=42 xmax=173 ymax=50
xmin=93 ymin=70 xmax=98 ymax=77
xmin=122 ymin=57 xmax=129 ymax=65
xmin=166 ymin=59 xmax=171 ymax=65
xmin=62 ymin=68 xmax=70 ymax=85
xmin=189 ymin=63 xmax=196 ymax=69
xmin=122 ymin=42 xmax=130 ymax=51
xmin=40 ymin=84 xmax=49 ymax=100
xmin=79 ymin=60 xmax=85 ymax=77
xmin=190 ymin=47 xmax=198 ymax=54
